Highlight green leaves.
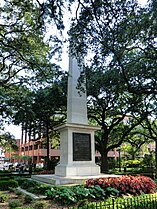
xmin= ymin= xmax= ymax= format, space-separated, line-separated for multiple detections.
xmin=46 ymin=184 xmax=106 ymax=205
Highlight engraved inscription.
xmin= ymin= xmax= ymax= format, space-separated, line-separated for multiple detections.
xmin=73 ymin=133 xmax=91 ymax=161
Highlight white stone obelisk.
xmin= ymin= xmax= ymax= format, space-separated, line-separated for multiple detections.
xmin=67 ymin=56 xmax=88 ymax=124
xmin=54 ymin=54 xmax=100 ymax=178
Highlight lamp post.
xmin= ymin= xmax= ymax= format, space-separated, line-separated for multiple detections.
xmin=117 ymin=147 xmax=121 ymax=172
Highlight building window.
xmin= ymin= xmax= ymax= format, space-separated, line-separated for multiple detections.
xmin=34 ymin=145 xmax=38 ymax=150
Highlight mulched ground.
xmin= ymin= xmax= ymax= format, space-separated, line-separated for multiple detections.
xmin=0 ymin=191 xmax=68 ymax=209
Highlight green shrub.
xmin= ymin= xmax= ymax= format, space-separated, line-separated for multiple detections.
xmin=0 ymin=180 xmax=18 ymax=191
xmin=20 ymin=179 xmax=39 ymax=190
xmin=25 ymin=208 xmax=34 ymax=209
xmin=46 ymin=185 xmax=106 ymax=205
xmin=0 ymin=192 xmax=8 ymax=203
xmin=88 ymin=185 xmax=106 ymax=199
xmin=9 ymin=199 xmax=22 ymax=209
xmin=123 ymin=159 xmax=142 ymax=168
xmin=34 ymin=201 xmax=48 ymax=209
xmin=27 ymin=184 xmax=51 ymax=195
xmin=24 ymin=194 xmax=33 ymax=203
xmin=72 ymin=185 xmax=90 ymax=199
xmin=0 ymin=176 xmax=11 ymax=181
xmin=105 ymin=187 xmax=120 ymax=197
xmin=46 ymin=186 xmax=76 ymax=205
xmin=15 ymin=190 xmax=23 ymax=197
xmin=8 ymin=187 xmax=16 ymax=192
xmin=14 ymin=177 xmax=28 ymax=186
xmin=0 ymin=169 xmax=12 ymax=174
xmin=24 ymin=208 xmax=34 ymax=209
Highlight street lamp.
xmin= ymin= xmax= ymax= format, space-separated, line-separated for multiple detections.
xmin=117 ymin=147 xmax=121 ymax=172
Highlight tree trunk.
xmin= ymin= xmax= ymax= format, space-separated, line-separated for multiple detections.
xmin=46 ymin=123 xmax=50 ymax=170
xmin=100 ymin=151 xmax=108 ymax=173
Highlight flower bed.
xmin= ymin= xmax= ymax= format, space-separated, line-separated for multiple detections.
xmin=85 ymin=175 xmax=156 ymax=195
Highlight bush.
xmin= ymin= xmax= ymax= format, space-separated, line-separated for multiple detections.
xmin=72 ymin=185 xmax=90 ymax=200
xmin=15 ymin=190 xmax=23 ymax=197
xmin=27 ymin=184 xmax=51 ymax=195
xmin=0 ymin=180 xmax=18 ymax=191
xmin=46 ymin=185 xmax=111 ymax=205
xmin=0 ymin=176 xmax=11 ymax=181
xmin=9 ymin=199 xmax=22 ymax=209
xmin=20 ymin=179 xmax=40 ymax=190
xmin=34 ymin=201 xmax=48 ymax=209
xmin=8 ymin=187 xmax=16 ymax=192
xmin=24 ymin=208 xmax=34 ymax=209
xmin=14 ymin=177 xmax=28 ymax=186
xmin=87 ymin=185 xmax=106 ymax=199
xmin=24 ymin=194 xmax=34 ymax=203
xmin=105 ymin=187 xmax=120 ymax=197
xmin=46 ymin=186 xmax=76 ymax=205
xmin=0 ymin=192 xmax=8 ymax=203
xmin=85 ymin=175 xmax=156 ymax=196
xmin=123 ymin=159 xmax=142 ymax=168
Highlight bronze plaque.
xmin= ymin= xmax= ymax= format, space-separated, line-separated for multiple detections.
xmin=73 ymin=133 xmax=91 ymax=161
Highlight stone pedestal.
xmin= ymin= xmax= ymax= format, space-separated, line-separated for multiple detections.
xmin=55 ymin=123 xmax=100 ymax=177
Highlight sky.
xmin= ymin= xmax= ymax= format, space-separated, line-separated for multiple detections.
xmin=4 ymin=0 xmax=148 ymax=139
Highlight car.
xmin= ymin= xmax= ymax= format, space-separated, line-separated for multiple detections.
xmin=4 ymin=162 xmax=13 ymax=170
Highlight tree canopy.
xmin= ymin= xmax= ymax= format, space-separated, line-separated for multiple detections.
xmin=69 ymin=0 xmax=157 ymax=95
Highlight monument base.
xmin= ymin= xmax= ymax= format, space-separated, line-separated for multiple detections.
xmin=32 ymin=173 xmax=120 ymax=185
xmin=55 ymin=163 xmax=100 ymax=177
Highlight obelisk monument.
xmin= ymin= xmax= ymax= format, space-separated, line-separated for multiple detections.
xmin=54 ymin=54 xmax=100 ymax=177
xmin=67 ymin=56 xmax=88 ymax=124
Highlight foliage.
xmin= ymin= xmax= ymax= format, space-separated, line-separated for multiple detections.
xmin=16 ymin=178 xmax=51 ymax=196
xmin=46 ymin=186 xmax=76 ymax=205
xmin=24 ymin=194 xmax=34 ymax=204
xmin=46 ymin=184 xmax=118 ymax=205
xmin=68 ymin=0 xmax=157 ymax=173
xmin=123 ymin=159 xmax=143 ymax=168
xmin=11 ymin=78 xmax=67 ymax=168
xmin=0 ymin=132 xmax=18 ymax=151
xmin=27 ymin=184 xmax=51 ymax=195
xmin=0 ymin=180 xmax=18 ymax=191
xmin=34 ymin=201 xmax=48 ymax=209
xmin=15 ymin=190 xmax=23 ymax=197
xmin=8 ymin=187 xmax=16 ymax=193
xmin=69 ymin=0 xmax=157 ymax=95
xmin=8 ymin=199 xmax=22 ymax=209
xmin=0 ymin=0 xmax=62 ymax=88
xmin=0 ymin=0 xmax=65 ymax=130
xmin=0 ymin=176 xmax=11 ymax=181
xmin=105 ymin=187 xmax=120 ymax=198
xmin=85 ymin=175 xmax=156 ymax=196
xmin=0 ymin=192 xmax=8 ymax=203
xmin=0 ymin=169 xmax=12 ymax=173
xmin=142 ymin=153 xmax=155 ymax=168
xmin=14 ymin=177 xmax=28 ymax=186
xmin=87 ymin=185 xmax=106 ymax=199
xmin=20 ymin=179 xmax=40 ymax=190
